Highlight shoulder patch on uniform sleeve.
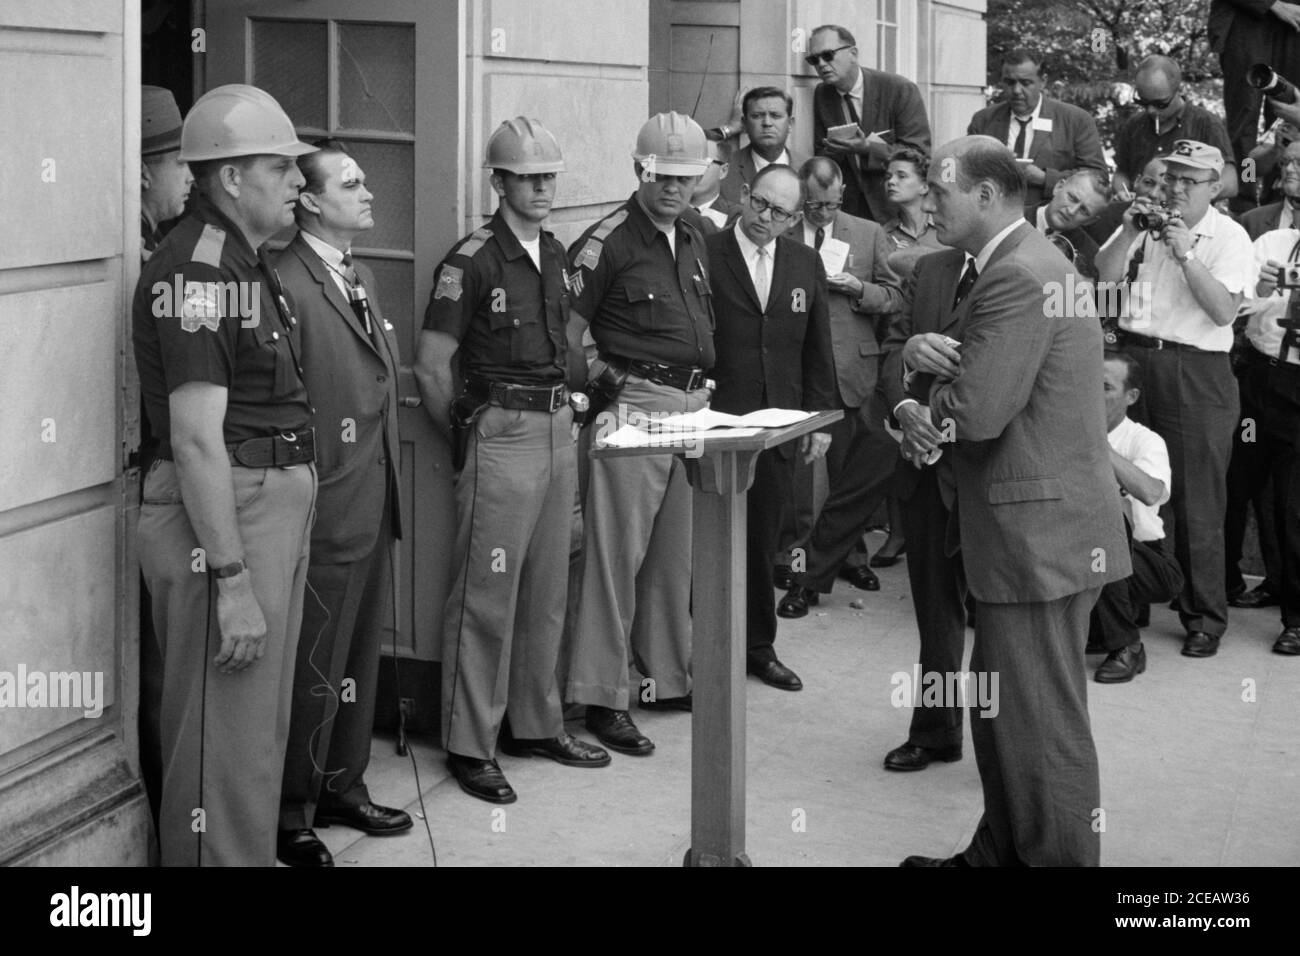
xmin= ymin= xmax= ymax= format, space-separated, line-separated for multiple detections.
xmin=190 ymin=224 xmax=227 ymax=268
xmin=456 ymin=225 xmax=495 ymax=261
xmin=573 ymin=209 xmax=630 ymax=272
xmin=434 ymin=264 xmax=464 ymax=301
xmin=180 ymin=281 xmax=223 ymax=332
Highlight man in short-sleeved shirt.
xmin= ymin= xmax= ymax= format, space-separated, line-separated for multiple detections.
xmin=133 ymin=84 xmax=317 ymax=867
xmin=417 ymin=118 xmax=609 ymax=804
xmin=1096 ymin=139 xmax=1254 ymax=659
xmin=1112 ymin=55 xmax=1237 ymax=201
xmin=563 ymin=112 xmax=716 ymax=757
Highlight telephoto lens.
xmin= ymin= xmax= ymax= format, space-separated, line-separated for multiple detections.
xmin=1247 ymin=63 xmax=1298 ymax=104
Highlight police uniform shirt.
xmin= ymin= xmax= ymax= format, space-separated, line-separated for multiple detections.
xmin=133 ymin=193 xmax=312 ymax=451
xmin=423 ymin=209 xmax=568 ymax=385
xmin=1106 ymin=204 xmax=1254 ymax=351
xmin=568 ymin=193 xmax=716 ymax=370
xmin=1108 ymin=416 xmax=1171 ymax=542
xmin=1245 ymin=227 xmax=1300 ymax=362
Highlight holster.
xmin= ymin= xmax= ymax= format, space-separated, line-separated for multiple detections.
xmin=449 ymin=393 xmax=489 ymax=472
xmin=584 ymin=357 xmax=630 ymax=424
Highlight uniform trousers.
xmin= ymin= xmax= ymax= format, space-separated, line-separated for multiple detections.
xmin=961 ymin=587 xmax=1102 ymax=867
xmin=900 ymin=466 xmax=968 ymax=750
xmin=279 ymin=501 xmax=393 ymax=830
xmin=1122 ymin=344 xmax=1238 ymax=637
xmin=139 ymin=459 xmax=315 ymax=867
xmin=442 ymin=404 xmax=575 ymax=759
xmin=565 ymin=375 xmax=709 ymax=709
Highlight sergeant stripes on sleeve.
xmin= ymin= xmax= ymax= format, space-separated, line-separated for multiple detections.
xmin=573 ymin=208 xmax=628 ymax=272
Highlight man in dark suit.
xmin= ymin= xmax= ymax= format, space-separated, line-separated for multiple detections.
xmin=808 ymin=24 xmax=931 ymax=223
xmin=967 ymin=49 xmax=1107 ymax=219
xmin=718 ymin=87 xmax=809 ymax=213
xmin=877 ymin=248 xmax=971 ymax=774
xmin=686 ymin=139 xmax=734 ymax=235
xmin=705 ymin=164 xmax=838 ymax=692
xmin=901 ymin=136 xmax=1130 ymax=867
xmin=274 ymin=141 xmax=411 ymax=866
xmin=777 ymin=157 xmax=903 ymax=617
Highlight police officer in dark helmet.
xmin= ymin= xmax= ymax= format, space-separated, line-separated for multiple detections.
xmin=415 ymin=118 xmax=610 ymax=805
xmin=563 ymin=111 xmax=716 ymax=756
xmin=133 ymin=84 xmax=318 ymax=866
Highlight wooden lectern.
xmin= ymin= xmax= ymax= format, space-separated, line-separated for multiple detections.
xmin=590 ymin=409 xmax=842 ymax=867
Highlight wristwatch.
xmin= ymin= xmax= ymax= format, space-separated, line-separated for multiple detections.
xmin=211 ymin=558 xmax=247 ymax=579
xmin=1179 ymin=248 xmax=1195 ymax=264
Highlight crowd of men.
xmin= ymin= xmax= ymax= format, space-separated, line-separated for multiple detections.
xmin=132 ymin=8 xmax=1300 ymax=868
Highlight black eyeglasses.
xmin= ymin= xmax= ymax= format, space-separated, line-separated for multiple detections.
xmin=746 ymin=193 xmax=797 ymax=222
xmin=1134 ymin=93 xmax=1176 ymax=110
xmin=1160 ymin=172 xmax=1213 ymax=190
xmin=804 ymin=45 xmax=852 ymax=67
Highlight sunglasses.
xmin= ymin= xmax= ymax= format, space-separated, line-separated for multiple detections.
xmin=1134 ymin=93 xmax=1176 ymax=110
xmin=804 ymin=45 xmax=852 ymax=67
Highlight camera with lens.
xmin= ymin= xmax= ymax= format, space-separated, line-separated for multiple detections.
xmin=1133 ymin=207 xmax=1176 ymax=232
xmin=1247 ymin=64 xmax=1298 ymax=104
xmin=1278 ymin=263 xmax=1300 ymax=290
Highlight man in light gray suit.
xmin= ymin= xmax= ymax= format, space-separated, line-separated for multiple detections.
xmin=899 ymin=136 xmax=1131 ymax=867
xmin=777 ymin=156 xmax=903 ymax=616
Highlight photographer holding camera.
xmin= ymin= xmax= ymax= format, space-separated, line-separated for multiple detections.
xmin=1228 ymin=136 xmax=1300 ymax=656
xmin=1096 ymin=139 xmax=1254 ymax=659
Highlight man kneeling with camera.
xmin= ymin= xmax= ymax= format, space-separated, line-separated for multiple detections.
xmin=1096 ymin=139 xmax=1255 ymax=659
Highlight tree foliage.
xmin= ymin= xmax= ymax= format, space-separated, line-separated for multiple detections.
xmin=986 ymin=0 xmax=1221 ymax=151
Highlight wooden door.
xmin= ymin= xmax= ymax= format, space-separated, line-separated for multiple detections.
xmin=204 ymin=2 xmax=461 ymax=705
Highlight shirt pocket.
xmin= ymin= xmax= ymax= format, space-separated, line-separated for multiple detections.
xmin=624 ymin=280 xmax=664 ymax=328
xmin=487 ymin=294 xmax=543 ymax=363
xmin=253 ymin=318 xmax=297 ymax=399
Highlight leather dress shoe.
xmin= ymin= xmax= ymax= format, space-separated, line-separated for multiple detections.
xmin=639 ymin=693 xmax=692 ymax=712
xmin=1094 ymin=642 xmax=1146 ymax=683
xmin=447 ymin=753 xmax=517 ymax=804
xmin=277 ymin=828 xmax=333 ymax=867
xmin=777 ymin=585 xmax=819 ymax=618
xmin=584 ymin=706 xmax=654 ymax=756
xmin=1181 ymin=631 xmax=1220 ymax=658
xmin=1273 ymin=627 xmax=1300 ymax=655
xmin=838 ymin=564 xmax=880 ymax=591
xmin=883 ymin=741 xmax=962 ymax=772
xmin=1230 ymin=584 xmax=1278 ymax=609
xmin=315 ymin=801 xmax=413 ymax=834
xmin=772 ymin=564 xmax=795 ymax=590
xmin=746 ymin=657 xmax=803 ymax=691
xmin=499 ymin=731 xmax=611 ymax=767
xmin=900 ymin=854 xmax=969 ymax=867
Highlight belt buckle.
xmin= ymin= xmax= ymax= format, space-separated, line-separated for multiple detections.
xmin=686 ymin=368 xmax=702 ymax=391
xmin=1153 ymin=338 xmax=1164 ymax=351
xmin=550 ymin=385 xmax=565 ymax=413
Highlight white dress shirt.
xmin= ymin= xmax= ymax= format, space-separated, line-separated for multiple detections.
xmin=301 ymin=230 xmax=351 ymax=298
xmin=1108 ymin=416 xmax=1171 ymax=542
xmin=752 ymin=148 xmax=791 ymax=173
xmin=1006 ymin=96 xmax=1043 ymax=159
xmin=1105 ymin=205 xmax=1254 ymax=351
xmin=1244 ymin=227 xmax=1300 ymax=363
xmin=733 ymin=223 xmax=774 ymax=309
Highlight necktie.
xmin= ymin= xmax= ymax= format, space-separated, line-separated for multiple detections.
xmin=340 ymin=252 xmax=375 ymax=337
xmin=755 ymin=245 xmax=771 ymax=311
xmin=842 ymin=94 xmax=863 ymax=176
xmin=1013 ymin=117 xmax=1030 ymax=158
xmin=952 ymin=258 xmax=978 ymax=310
xmin=814 ymin=227 xmax=825 ymax=250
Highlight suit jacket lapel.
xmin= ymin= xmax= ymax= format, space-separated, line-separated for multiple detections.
xmin=991 ymin=102 xmax=1012 ymax=145
xmin=722 ymin=230 xmax=764 ymax=313
xmin=291 ymin=234 xmax=380 ymax=357
xmin=942 ymin=223 xmax=1034 ymax=334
